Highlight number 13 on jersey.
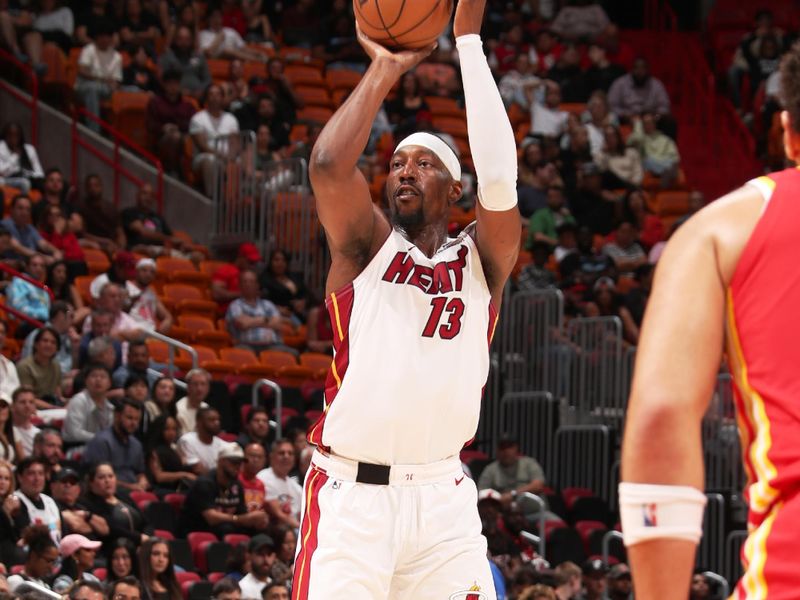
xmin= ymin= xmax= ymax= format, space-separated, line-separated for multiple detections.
xmin=422 ymin=297 xmax=465 ymax=339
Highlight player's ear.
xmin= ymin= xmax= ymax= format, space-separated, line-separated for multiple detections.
xmin=781 ymin=111 xmax=800 ymax=162
xmin=448 ymin=179 xmax=462 ymax=205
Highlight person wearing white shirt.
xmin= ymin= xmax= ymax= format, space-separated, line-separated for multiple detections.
xmin=238 ymin=534 xmax=277 ymax=599
xmin=189 ymin=83 xmax=240 ymax=193
xmin=0 ymin=123 xmax=44 ymax=194
xmin=74 ymin=20 xmax=123 ymax=133
xmin=175 ymin=368 xmax=211 ymax=434
xmin=0 ymin=322 xmax=20 ymax=403
xmin=198 ymin=7 xmax=267 ymax=63
xmin=11 ymin=387 xmax=40 ymax=458
xmin=257 ymin=439 xmax=302 ymax=529
xmin=531 ymin=80 xmax=568 ymax=138
xmin=177 ymin=407 xmax=224 ymax=474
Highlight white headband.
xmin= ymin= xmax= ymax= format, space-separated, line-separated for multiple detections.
xmin=393 ymin=132 xmax=461 ymax=181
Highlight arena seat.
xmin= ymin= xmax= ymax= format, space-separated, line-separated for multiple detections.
xmin=298 ymin=106 xmax=334 ymax=122
xmin=237 ymin=363 xmax=281 ymax=382
xmin=93 ymin=567 xmax=107 ymax=581
xmin=110 ymin=91 xmax=150 ymax=147
xmin=129 ymin=490 xmax=159 ymax=509
xmin=574 ymin=520 xmax=608 ymax=554
xmin=570 ymin=496 xmax=612 ymax=526
xmin=207 ymin=572 xmax=226 ymax=584
xmin=326 ymin=68 xmax=362 ymax=91
xmin=562 ymin=487 xmax=594 ymax=510
xmin=199 ymin=359 xmax=238 ymax=379
xmin=169 ymin=539 xmax=194 ymax=572
xmin=295 ymin=86 xmax=333 ymax=108
xmin=545 ymin=526 xmax=586 ymax=567
xmin=199 ymin=260 xmax=227 ymax=278
xmin=299 ymin=352 xmax=331 ymax=372
xmin=178 ymin=314 xmax=217 ymax=333
xmin=220 ymin=347 xmax=259 ymax=367
xmin=164 ymin=493 xmax=186 ymax=514
xmin=277 ymin=365 xmax=315 ymax=388
xmin=187 ymin=581 xmax=214 ymax=600
xmin=194 ymin=330 xmax=232 ymax=352
xmin=207 ymin=58 xmax=231 ymax=82
xmin=153 ymin=529 xmax=175 ymax=540
xmin=260 ymin=350 xmax=298 ymax=368
xmin=144 ymin=501 xmax=179 ymax=533
xmin=223 ymin=533 xmax=250 ymax=548
xmin=425 ymin=96 xmax=463 ymax=118
xmin=146 ymin=339 xmax=170 ymax=363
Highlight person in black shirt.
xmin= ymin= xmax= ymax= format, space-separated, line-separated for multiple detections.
xmin=145 ymin=415 xmax=196 ymax=494
xmin=122 ymin=45 xmax=159 ymax=92
xmin=121 ymin=183 xmax=188 ymax=257
xmin=51 ymin=468 xmax=109 ymax=538
xmin=179 ymin=443 xmax=268 ymax=538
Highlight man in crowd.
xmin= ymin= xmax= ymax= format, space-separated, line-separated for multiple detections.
xmin=1 ymin=195 xmax=62 ymax=262
xmin=51 ymin=468 xmax=109 ymax=539
xmin=189 ymin=82 xmax=240 ymax=193
xmin=239 ymin=442 xmax=268 ymax=513
xmin=602 ymin=221 xmax=647 ymax=277
xmin=238 ymin=534 xmax=277 ymax=599
xmin=76 ymin=175 xmax=126 ymax=253
xmin=145 ymin=70 xmax=197 ymax=177
xmin=32 ymin=168 xmax=73 ymax=226
xmin=22 ymin=302 xmax=80 ymax=376
xmin=579 ymin=559 xmax=608 ymax=600
xmin=82 ymin=283 xmax=142 ymax=342
xmin=158 ymin=25 xmax=211 ymax=99
xmin=127 ymin=258 xmax=173 ymax=333
xmin=178 ymin=406 xmax=225 ymax=474
xmin=212 ymin=579 xmax=242 ymax=600
xmin=608 ymin=58 xmax=670 ymax=120
xmin=78 ymin=310 xmax=122 ymax=369
xmin=175 ymin=368 xmax=211 ymax=433
xmin=9 ymin=456 xmax=62 ymax=542
xmin=478 ymin=436 xmax=547 ymax=504
xmin=121 ymin=183 xmax=189 ymax=257
xmin=606 ymin=564 xmax=633 ymax=600
xmin=211 ymin=242 xmax=262 ymax=308
xmin=63 ymin=364 xmax=114 ymax=445
xmin=82 ymin=398 xmax=148 ymax=492
xmin=12 ymin=386 xmax=40 ymax=458
xmin=112 ymin=340 xmax=158 ymax=389
xmin=257 ymin=439 xmax=302 ymax=529
xmin=32 ymin=428 xmax=65 ymax=484
xmin=554 ymin=561 xmax=583 ymax=600
xmin=262 ymin=584 xmax=290 ymax=600
xmin=226 ymin=270 xmax=286 ymax=354
xmin=236 ymin=407 xmax=271 ymax=449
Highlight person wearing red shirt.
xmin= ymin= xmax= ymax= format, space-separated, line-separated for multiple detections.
xmin=211 ymin=242 xmax=262 ymax=311
xmin=239 ymin=442 xmax=268 ymax=513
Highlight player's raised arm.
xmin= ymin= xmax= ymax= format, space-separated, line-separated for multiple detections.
xmin=309 ymin=28 xmax=433 ymax=271
xmin=620 ymin=186 xmax=764 ymax=599
xmin=454 ymin=0 xmax=520 ymax=304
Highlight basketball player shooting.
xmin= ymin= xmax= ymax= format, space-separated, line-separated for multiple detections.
xmin=290 ymin=1 xmax=519 ymax=598
xmin=620 ymin=47 xmax=800 ymax=599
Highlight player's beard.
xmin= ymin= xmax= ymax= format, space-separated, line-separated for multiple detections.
xmin=391 ymin=204 xmax=425 ymax=231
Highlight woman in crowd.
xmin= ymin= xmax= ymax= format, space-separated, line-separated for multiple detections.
xmin=7 ymin=254 xmax=51 ymax=337
xmin=0 ymin=460 xmax=14 ymax=505
xmin=270 ymin=525 xmax=296 ymax=586
xmin=107 ymin=538 xmax=140 ymax=584
xmin=385 ymin=72 xmax=428 ymax=131
xmin=138 ymin=537 xmax=181 ymax=600
xmin=621 ymin=189 xmax=664 ymax=251
xmin=0 ymin=321 xmax=20 ymax=404
xmin=0 ymin=399 xmax=21 ymax=463
xmin=81 ymin=462 xmax=150 ymax=549
xmin=16 ymin=327 xmax=63 ymax=409
xmin=593 ymin=124 xmax=643 ymax=189
xmin=52 ymin=534 xmax=102 ymax=593
xmin=145 ymin=414 xmax=196 ymax=493
xmin=259 ymin=249 xmax=308 ymax=323
xmin=584 ymin=277 xmax=639 ymax=346
xmin=46 ymin=260 xmax=90 ymax=325
xmin=6 ymin=525 xmax=59 ymax=591
xmin=0 ymin=122 xmax=44 ymax=194
xmin=39 ymin=206 xmax=90 ymax=283
xmin=145 ymin=377 xmax=177 ymax=422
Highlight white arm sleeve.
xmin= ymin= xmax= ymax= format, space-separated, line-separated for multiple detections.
xmin=456 ymin=34 xmax=518 ymax=211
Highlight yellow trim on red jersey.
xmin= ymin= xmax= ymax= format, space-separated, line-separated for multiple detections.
xmin=294 ymin=468 xmax=322 ymax=593
xmin=330 ymin=292 xmax=345 ymax=342
xmin=740 ymin=502 xmax=781 ymax=599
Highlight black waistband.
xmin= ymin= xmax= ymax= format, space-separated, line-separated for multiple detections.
xmin=356 ymin=462 xmax=391 ymax=485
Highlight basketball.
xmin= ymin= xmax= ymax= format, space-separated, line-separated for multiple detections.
xmin=353 ymin=0 xmax=454 ymax=50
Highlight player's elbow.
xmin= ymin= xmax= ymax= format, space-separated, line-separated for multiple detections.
xmin=309 ymin=145 xmax=337 ymax=176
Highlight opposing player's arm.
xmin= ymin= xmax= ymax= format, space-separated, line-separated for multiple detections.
xmin=455 ymin=0 xmax=520 ymax=305
xmin=621 ymin=185 xmax=764 ymax=600
xmin=309 ymin=29 xmax=433 ymax=269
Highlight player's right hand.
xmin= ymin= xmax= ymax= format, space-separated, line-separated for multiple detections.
xmin=356 ymin=23 xmax=436 ymax=75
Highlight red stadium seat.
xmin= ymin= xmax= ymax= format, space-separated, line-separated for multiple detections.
xmin=164 ymin=493 xmax=186 ymax=514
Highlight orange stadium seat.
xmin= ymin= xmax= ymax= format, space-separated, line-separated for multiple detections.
xmin=157 ymin=257 xmax=196 ymax=273
xmin=83 ymin=248 xmax=110 ymax=269
xmin=242 ymin=60 xmax=266 ymax=81
xmin=165 ymin=326 xmax=194 ymax=344
xmin=279 ymin=46 xmax=312 ymax=62
xmin=174 ymin=299 xmax=217 ymax=319
xmin=199 ymin=359 xmax=237 ymax=380
xmin=163 ymin=283 xmax=206 ymax=302
xmin=167 ymin=270 xmax=211 ymax=292
xmin=207 ymin=58 xmax=231 ymax=82
xmin=110 ymin=91 xmax=151 ymax=148
xmin=178 ymin=315 xmax=217 ymax=333
xmin=74 ymin=275 xmax=94 ymax=305
xmin=277 ymin=365 xmax=314 ymax=387
xmin=237 ymin=363 xmax=281 ymax=382
xmin=295 ymin=86 xmax=332 ymax=108
xmin=424 ymin=96 xmax=463 ymax=118
xmin=560 ymin=103 xmax=587 ymax=116
xmin=299 ymin=352 xmax=331 ymax=372
xmin=146 ymin=339 xmax=170 ymax=363
xmin=259 ymin=350 xmax=297 ymax=369
xmin=655 ymin=190 xmax=691 ymax=217
xmin=199 ymin=260 xmax=226 ymax=278
xmin=432 ymin=117 xmax=468 ymax=138
xmin=220 ymin=347 xmax=258 ymax=367
xmin=326 ymin=68 xmax=362 ymax=91
xmin=297 ymin=106 xmax=333 ymax=123
xmin=285 ymin=64 xmax=325 ymax=87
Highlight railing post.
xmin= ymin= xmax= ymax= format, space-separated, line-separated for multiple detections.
xmin=520 ymin=493 xmax=547 ymax=558
xmin=602 ymin=530 xmax=624 ymax=565
xmin=113 ymin=141 xmax=120 ymax=207
xmin=703 ymin=571 xmax=729 ymax=600
xmin=253 ymin=378 xmax=283 ymax=439
xmin=141 ymin=330 xmax=197 ymax=376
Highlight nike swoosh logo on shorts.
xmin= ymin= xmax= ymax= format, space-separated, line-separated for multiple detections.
xmin=455 ymin=475 xmax=465 ymax=486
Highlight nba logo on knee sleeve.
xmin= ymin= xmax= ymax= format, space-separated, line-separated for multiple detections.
xmin=642 ymin=503 xmax=658 ymax=526
xmin=449 ymin=584 xmax=488 ymax=600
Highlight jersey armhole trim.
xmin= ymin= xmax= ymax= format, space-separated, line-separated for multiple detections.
xmin=746 ymin=176 xmax=776 ymax=215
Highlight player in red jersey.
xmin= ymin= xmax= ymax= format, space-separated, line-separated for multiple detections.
xmin=621 ymin=47 xmax=800 ymax=599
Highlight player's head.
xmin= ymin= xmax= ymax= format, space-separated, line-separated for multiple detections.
xmin=780 ymin=43 xmax=800 ymax=161
xmin=388 ymin=132 xmax=462 ymax=232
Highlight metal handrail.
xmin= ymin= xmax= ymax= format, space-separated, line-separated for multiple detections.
xmin=520 ymin=492 xmax=547 ymax=558
xmin=0 ymin=47 xmax=39 ymax=143
xmin=602 ymin=530 xmax=624 ymax=565
xmin=253 ymin=378 xmax=283 ymax=439
xmin=0 ymin=301 xmax=44 ymax=329
xmin=703 ymin=571 xmax=729 ymax=600
xmin=0 ymin=262 xmax=54 ymax=300
xmin=142 ymin=329 xmax=197 ymax=377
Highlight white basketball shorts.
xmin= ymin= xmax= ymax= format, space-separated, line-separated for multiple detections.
xmin=291 ymin=449 xmax=496 ymax=600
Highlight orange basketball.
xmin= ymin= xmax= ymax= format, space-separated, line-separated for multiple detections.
xmin=354 ymin=0 xmax=454 ymax=50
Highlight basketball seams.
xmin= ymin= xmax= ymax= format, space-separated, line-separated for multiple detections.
xmin=390 ymin=0 xmax=445 ymax=42
xmin=374 ymin=0 xmax=402 ymax=47
xmin=353 ymin=0 xmax=383 ymax=33
xmin=355 ymin=0 xmax=452 ymax=50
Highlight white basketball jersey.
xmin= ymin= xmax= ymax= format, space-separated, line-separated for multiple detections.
xmin=308 ymin=226 xmax=497 ymax=465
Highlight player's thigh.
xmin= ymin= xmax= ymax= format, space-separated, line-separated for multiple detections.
xmin=293 ymin=473 xmax=396 ymax=599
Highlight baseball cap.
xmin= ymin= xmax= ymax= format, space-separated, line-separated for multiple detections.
xmin=248 ymin=534 xmax=275 ymax=553
xmin=497 ymin=435 xmax=518 ymax=449
xmin=52 ymin=468 xmax=80 ymax=484
xmin=238 ymin=242 xmax=262 ymax=263
xmin=582 ymin=558 xmax=608 ymax=576
xmin=114 ymin=251 xmax=137 ymax=278
xmin=60 ymin=534 xmax=102 ymax=557
xmin=136 ymin=257 xmax=156 ymax=270
xmin=477 ymin=489 xmax=502 ymax=503
xmin=608 ymin=563 xmax=631 ymax=580
xmin=218 ymin=443 xmax=245 ymax=461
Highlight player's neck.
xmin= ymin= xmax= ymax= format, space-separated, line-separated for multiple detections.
xmin=398 ymin=222 xmax=449 ymax=258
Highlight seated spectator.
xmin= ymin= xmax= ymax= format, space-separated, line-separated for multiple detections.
xmin=257 ymin=439 xmax=302 ymax=529
xmin=122 ymin=184 xmax=192 ymax=259
xmin=49 ymin=260 xmax=88 ymax=320
xmin=518 ymin=159 xmax=560 ymax=221
xmin=9 ymin=457 xmax=62 ymax=541
xmin=22 ymin=301 xmax=80 ymax=378
xmin=145 ymin=376 xmax=177 ymax=422
xmin=106 ymin=539 xmax=139 ymax=585
xmin=603 ymin=220 xmax=648 ymax=275
xmin=546 ymin=45 xmax=589 ymax=103
xmin=64 ymin=580 xmax=106 ymax=600
xmin=107 ymin=577 xmax=145 ymax=600
xmin=212 ymin=242 xmax=262 ymax=308
xmin=280 ymin=0 xmax=320 ymax=47
xmin=593 ymin=124 xmax=643 ymax=189
xmin=306 ymin=303 xmax=333 ymax=355
xmin=178 ymin=406 xmax=225 ymax=475
xmin=531 ymin=81 xmax=568 ymax=138
xmin=499 ymin=53 xmax=540 ymax=110
xmin=72 ymin=335 xmax=124 ymax=401
xmin=415 ymin=46 xmax=459 ymax=97
xmin=254 ymin=124 xmax=283 ymax=174
xmin=583 ymin=92 xmax=618 ymax=156
xmin=627 ymin=112 xmax=680 ymax=187
xmin=146 ymin=70 xmax=197 ymax=177
xmin=477 ymin=437 xmax=547 ymax=503
xmin=73 ymin=0 xmax=118 ymax=46
xmin=728 ymin=9 xmax=784 ymax=110
xmin=122 ymin=44 xmax=159 ymax=93
xmin=550 ymin=0 xmax=610 ymax=42
xmin=119 ymin=0 xmax=160 ymax=54
xmin=0 ymin=321 xmax=20 ymax=403
xmin=554 ymin=561 xmax=583 ymax=599
xmin=39 ymin=210 xmax=89 ymax=284
xmin=16 ymin=326 xmax=63 ymax=408
xmin=385 ymin=72 xmax=429 ymax=131
xmin=78 ymin=312 xmax=123 ymax=370
xmin=82 ymin=283 xmax=143 ymax=342
xmin=76 ymin=174 xmax=127 ymax=253
xmin=138 ymin=537 xmax=182 ymax=600
xmin=227 ymin=270 xmax=289 ymax=353
xmin=517 ymin=242 xmax=557 ymax=291
xmin=52 ymin=534 xmax=102 ymax=593
xmin=624 ymin=263 xmax=654 ymax=328
xmin=569 ymin=162 xmax=619 ymax=235
xmin=239 ymin=535 xmax=277 ymax=599
xmin=180 ymin=442 xmax=269 ymax=537
xmin=519 ymin=584 xmax=556 ymax=600
xmin=527 ymin=185 xmax=576 ymax=249
xmin=236 ymin=406 xmax=271 ymax=449
xmin=2 ymin=194 xmax=62 ymax=263
xmin=585 ymin=44 xmax=626 ymax=96
xmin=80 ymin=462 xmax=149 ymax=547
xmin=0 ymin=123 xmax=44 ymax=194
xmin=127 ymin=259 xmax=173 ymax=333
xmin=175 ymin=368 xmax=210 ymax=434
xmin=189 ymin=83 xmax=240 ymax=193
xmin=32 ymin=167 xmax=74 ymax=231
xmin=11 ymin=386 xmax=40 ymax=458
xmin=82 ymin=399 xmax=148 ymax=492
xmin=233 ymin=94 xmax=291 ymax=151
xmin=254 ymin=58 xmax=303 ymax=122
xmin=559 ymin=120 xmax=594 ymax=193
xmin=113 ymin=340 xmax=158 ymax=389
xmin=690 ymin=571 xmax=712 ymax=600
xmin=89 ymin=252 xmax=137 ymax=302
xmin=32 ymin=427 xmax=66 ymax=485
xmin=622 ymin=189 xmax=663 ymax=250
xmin=271 ymin=526 xmax=297 ymax=588
xmin=606 ymin=563 xmax=632 ymax=600
xmin=581 ymin=559 xmax=608 ymax=600
xmin=199 ymin=6 xmax=267 ymax=62
xmin=145 ymin=414 xmax=196 ymax=493
xmin=158 ymin=25 xmax=211 ymax=99
xmin=490 ymin=23 xmax=537 ymax=74
xmin=259 ymin=250 xmax=309 ymax=323
xmin=608 ymin=58 xmax=670 ymax=120
xmin=585 ymin=276 xmax=639 ymax=345
xmin=6 ymin=524 xmax=59 ymax=592
xmin=73 ymin=18 xmax=122 ymax=133
xmin=63 ymin=364 xmax=114 ymax=445
xmin=0 ymin=396 xmax=19 ymax=463
xmin=239 ymin=442 xmax=267 ymax=513
xmin=213 ymin=578 xmax=243 ymax=600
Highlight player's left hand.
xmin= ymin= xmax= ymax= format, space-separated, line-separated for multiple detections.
xmin=356 ymin=22 xmax=436 ymax=75
xmin=454 ymin=0 xmax=487 ymax=38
